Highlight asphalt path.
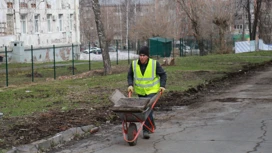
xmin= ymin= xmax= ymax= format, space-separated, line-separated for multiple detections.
xmin=50 ymin=65 xmax=272 ymax=153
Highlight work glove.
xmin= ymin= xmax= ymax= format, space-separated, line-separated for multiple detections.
xmin=160 ymin=87 xmax=166 ymax=93
xmin=128 ymin=86 xmax=134 ymax=92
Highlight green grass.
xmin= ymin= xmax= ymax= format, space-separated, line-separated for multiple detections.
xmin=0 ymin=60 xmax=130 ymax=87
xmin=0 ymin=51 xmax=271 ymax=117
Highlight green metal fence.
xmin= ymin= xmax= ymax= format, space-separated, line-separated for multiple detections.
xmin=0 ymin=37 xmax=215 ymax=87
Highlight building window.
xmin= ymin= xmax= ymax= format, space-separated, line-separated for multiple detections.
xmin=245 ymin=24 xmax=249 ymax=30
xmin=62 ymin=32 xmax=66 ymax=42
xmin=7 ymin=1 xmax=13 ymax=8
xmin=59 ymin=14 xmax=63 ymax=31
xmin=6 ymin=14 xmax=14 ymax=35
xmin=31 ymin=2 xmax=36 ymax=8
xmin=234 ymin=25 xmax=243 ymax=30
xmin=34 ymin=14 xmax=40 ymax=33
xmin=47 ymin=14 xmax=52 ymax=32
xmin=0 ymin=23 xmax=5 ymax=35
xmin=69 ymin=14 xmax=73 ymax=31
xmin=21 ymin=15 xmax=27 ymax=34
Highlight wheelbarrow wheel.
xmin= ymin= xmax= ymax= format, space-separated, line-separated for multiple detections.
xmin=127 ymin=123 xmax=137 ymax=146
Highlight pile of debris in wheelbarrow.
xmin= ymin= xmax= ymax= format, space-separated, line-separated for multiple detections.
xmin=109 ymin=89 xmax=162 ymax=146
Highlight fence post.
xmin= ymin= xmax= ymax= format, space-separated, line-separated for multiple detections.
xmin=157 ymin=38 xmax=159 ymax=59
xmin=179 ymin=38 xmax=182 ymax=57
xmin=165 ymin=38 xmax=167 ymax=58
xmin=183 ymin=37 xmax=186 ymax=57
xmin=172 ymin=38 xmax=175 ymax=58
xmin=72 ymin=43 xmax=75 ymax=75
xmin=53 ymin=45 xmax=56 ymax=80
xmin=210 ymin=37 xmax=213 ymax=54
xmin=116 ymin=40 xmax=119 ymax=65
xmin=31 ymin=45 xmax=34 ymax=82
xmin=89 ymin=42 xmax=91 ymax=70
xmin=137 ymin=40 xmax=140 ymax=54
xmin=5 ymin=46 xmax=8 ymax=87
xmin=128 ymin=39 xmax=130 ymax=64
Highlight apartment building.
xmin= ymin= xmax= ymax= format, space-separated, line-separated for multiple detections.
xmin=0 ymin=0 xmax=80 ymax=62
xmin=232 ymin=0 xmax=272 ymax=43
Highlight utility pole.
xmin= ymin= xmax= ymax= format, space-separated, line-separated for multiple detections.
xmin=255 ymin=0 xmax=259 ymax=51
xmin=126 ymin=0 xmax=129 ymax=50
xmin=119 ymin=0 xmax=123 ymax=49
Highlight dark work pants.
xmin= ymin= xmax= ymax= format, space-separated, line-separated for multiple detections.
xmin=138 ymin=93 xmax=156 ymax=132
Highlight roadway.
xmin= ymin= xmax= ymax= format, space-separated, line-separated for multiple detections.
xmin=50 ymin=65 xmax=272 ymax=153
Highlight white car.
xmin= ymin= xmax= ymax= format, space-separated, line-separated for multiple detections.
xmin=83 ymin=47 xmax=101 ymax=54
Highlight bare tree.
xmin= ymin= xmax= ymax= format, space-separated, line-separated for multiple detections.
xmin=80 ymin=7 xmax=97 ymax=44
xmin=118 ymin=0 xmax=139 ymax=48
xmin=207 ymin=0 xmax=234 ymax=53
xmin=177 ymin=0 xmax=206 ymax=56
xmin=236 ymin=0 xmax=263 ymax=40
xmin=130 ymin=6 xmax=173 ymax=40
xmin=79 ymin=0 xmax=97 ymax=46
xmin=259 ymin=0 xmax=272 ymax=44
xmin=91 ymin=0 xmax=112 ymax=75
xmin=100 ymin=0 xmax=119 ymax=44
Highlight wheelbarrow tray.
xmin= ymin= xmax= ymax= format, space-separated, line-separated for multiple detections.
xmin=112 ymin=104 xmax=152 ymax=122
xmin=111 ymin=93 xmax=160 ymax=122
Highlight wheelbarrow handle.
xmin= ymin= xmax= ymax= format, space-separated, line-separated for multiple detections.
xmin=151 ymin=91 xmax=162 ymax=109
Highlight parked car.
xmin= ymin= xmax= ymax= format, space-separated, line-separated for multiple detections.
xmin=181 ymin=44 xmax=191 ymax=52
xmin=108 ymin=46 xmax=120 ymax=52
xmin=83 ymin=47 xmax=102 ymax=54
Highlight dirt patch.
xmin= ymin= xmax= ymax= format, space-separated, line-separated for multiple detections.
xmin=0 ymin=108 xmax=118 ymax=149
xmin=0 ymin=61 xmax=271 ymax=150
xmin=25 ymin=72 xmax=43 ymax=78
xmin=67 ymin=66 xmax=77 ymax=71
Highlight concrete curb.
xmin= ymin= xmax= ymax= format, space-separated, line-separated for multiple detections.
xmin=6 ymin=125 xmax=99 ymax=153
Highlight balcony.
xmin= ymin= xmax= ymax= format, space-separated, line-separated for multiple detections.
xmin=20 ymin=2 xmax=28 ymax=8
xmin=20 ymin=2 xmax=28 ymax=14
xmin=7 ymin=8 xmax=13 ymax=14
xmin=7 ymin=2 xmax=13 ymax=8
xmin=6 ymin=2 xmax=13 ymax=14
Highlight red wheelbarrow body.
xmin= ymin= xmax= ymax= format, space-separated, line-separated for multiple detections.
xmin=110 ymin=90 xmax=162 ymax=146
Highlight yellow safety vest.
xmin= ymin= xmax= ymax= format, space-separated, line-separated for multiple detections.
xmin=132 ymin=59 xmax=160 ymax=95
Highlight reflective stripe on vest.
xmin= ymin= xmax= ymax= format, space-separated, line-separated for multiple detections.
xmin=132 ymin=59 xmax=160 ymax=95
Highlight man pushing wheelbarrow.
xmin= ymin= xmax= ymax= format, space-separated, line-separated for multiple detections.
xmin=127 ymin=46 xmax=167 ymax=139
xmin=111 ymin=46 xmax=167 ymax=146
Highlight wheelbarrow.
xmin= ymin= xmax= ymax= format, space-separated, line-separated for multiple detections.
xmin=110 ymin=89 xmax=162 ymax=146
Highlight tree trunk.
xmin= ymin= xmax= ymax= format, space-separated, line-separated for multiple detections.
xmin=91 ymin=0 xmax=112 ymax=75
xmin=251 ymin=0 xmax=262 ymax=40
xmin=177 ymin=0 xmax=205 ymax=56
xmin=192 ymin=23 xmax=205 ymax=56
xmin=219 ymin=27 xmax=226 ymax=53
xmin=246 ymin=0 xmax=262 ymax=40
xmin=247 ymin=0 xmax=252 ymax=40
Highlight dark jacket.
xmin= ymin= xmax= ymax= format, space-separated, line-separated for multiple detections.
xmin=127 ymin=58 xmax=167 ymax=88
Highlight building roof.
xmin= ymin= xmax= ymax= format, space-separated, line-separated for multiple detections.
xmin=149 ymin=37 xmax=172 ymax=42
